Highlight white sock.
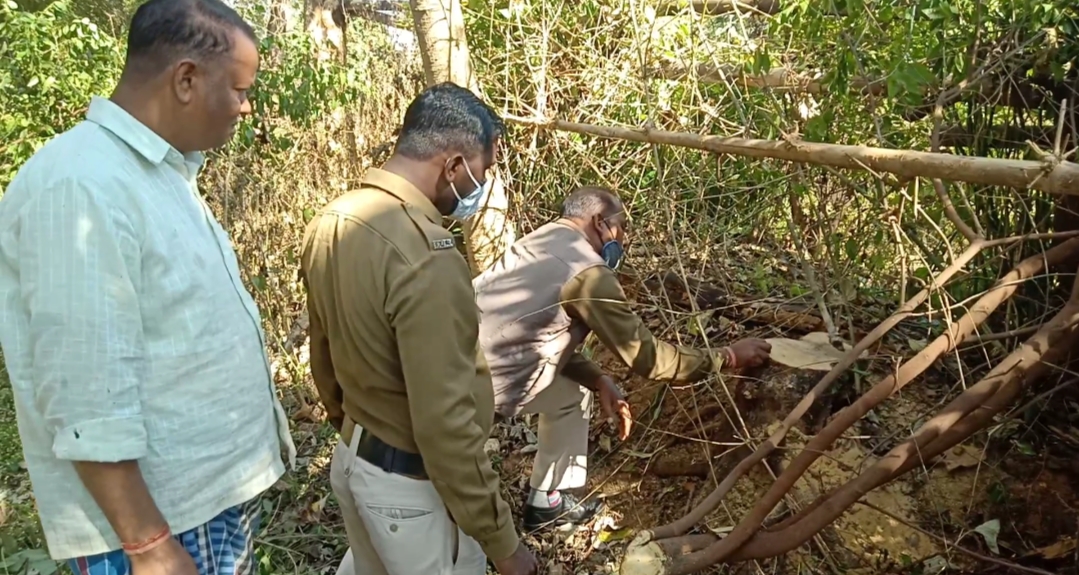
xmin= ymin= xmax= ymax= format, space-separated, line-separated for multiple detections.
xmin=527 ymin=488 xmax=562 ymax=508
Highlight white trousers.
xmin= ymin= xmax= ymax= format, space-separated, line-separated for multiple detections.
xmin=520 ymin=375 xmax=593 ymax=492
xmin=331 ymin=425 xmax=486 ymax=575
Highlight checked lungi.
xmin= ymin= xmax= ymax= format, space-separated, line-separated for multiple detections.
xmin=68 ymin=499 xmax=262 ymax=575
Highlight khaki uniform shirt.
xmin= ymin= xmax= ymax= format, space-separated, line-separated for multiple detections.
xmin=559 ymin=265 xmax=719 ymax=386
xmin=299 ymin=169 xmax=518 ymax=560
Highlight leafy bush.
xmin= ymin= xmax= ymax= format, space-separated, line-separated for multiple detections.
xmin=0 ymin=0 xmax=123 ymax=188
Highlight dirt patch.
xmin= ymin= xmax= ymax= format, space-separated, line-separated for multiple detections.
xmin=780 ymin=435 xmax=941 ymax=565
xmin=998 ymin=459 xmax=1079 ymax=544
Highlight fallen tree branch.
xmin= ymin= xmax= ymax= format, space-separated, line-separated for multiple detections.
xmin=642 ymin=233 xmax=1072 ymax=543
xmin=640 ymin=241 xmax=985 ymax=544
xmin=505 ymin=115 xmax=1079 ymax=196
xmin=754 ymin=316 xmax=1078 ymax=545
xmin=620 ymin=237 xmax=1079 ymax=575
xmin=659 ymin=238 xmax=1079 ymax=573
xmin=727 ymin=279 xmax=1079 ymax=560
xmin=635 ymin=318 xmax=1075 ymax=565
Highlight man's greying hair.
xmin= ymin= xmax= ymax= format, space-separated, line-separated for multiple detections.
xmin=561 ymin=186 xmax=625 ymax=223
xmin=395 ymin=83 xmax=505 ymax=161
xmin=125 ymin=0 xmax=256 ymax=74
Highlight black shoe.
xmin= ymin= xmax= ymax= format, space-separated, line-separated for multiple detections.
xmin=523 ymin=492 xmax=604 ymax=531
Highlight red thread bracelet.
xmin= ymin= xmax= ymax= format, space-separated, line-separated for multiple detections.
xmin=122 ymin=526 xmax=171 ymax=556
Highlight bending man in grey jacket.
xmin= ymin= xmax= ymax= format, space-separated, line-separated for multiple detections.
xmin=473 ymin=186 xmax=770 ymax=531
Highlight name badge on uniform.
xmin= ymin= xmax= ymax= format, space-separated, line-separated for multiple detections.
xmin=432 ymin=238 xmax=455 ymax=250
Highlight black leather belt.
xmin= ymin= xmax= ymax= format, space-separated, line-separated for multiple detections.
xmin=357 ymin=430 xmax=428 ymax=480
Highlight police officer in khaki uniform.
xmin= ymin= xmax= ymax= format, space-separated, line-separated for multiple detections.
xmin=299 ymin=83 xmax=538 ymax=575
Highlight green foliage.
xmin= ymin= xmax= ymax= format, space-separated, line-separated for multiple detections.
xmin=0 ymin=0 xmax=399 ymax=183
xmin=0 ymin=548 xmax=58 ymax=575
xmin=244 ymin=33 xmax=366 ymax=151
xmin=0 ymin=0 xmax=122 ymax=188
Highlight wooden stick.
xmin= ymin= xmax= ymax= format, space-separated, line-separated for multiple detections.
xmin=505 ymin=116 xmax=1079 ymax=196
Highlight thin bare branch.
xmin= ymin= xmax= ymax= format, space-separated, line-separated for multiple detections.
xmin=506 ymin=115 xmax=1079 ymax=196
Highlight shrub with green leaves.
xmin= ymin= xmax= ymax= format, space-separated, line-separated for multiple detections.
xmin=0 ymin=0 xmax=123 ymax=189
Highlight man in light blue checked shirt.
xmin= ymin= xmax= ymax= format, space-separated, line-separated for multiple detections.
xmin=0 ymin=1 xmax=296 ymax=574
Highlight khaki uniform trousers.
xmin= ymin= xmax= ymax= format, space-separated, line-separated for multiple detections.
xmin=331 ymin=422 xmax=486 ymax=575
xmin=521 ymin=375 xmax=593 ymax=491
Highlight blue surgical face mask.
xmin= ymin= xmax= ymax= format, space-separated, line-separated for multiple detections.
xmin=449 ymin=162 xmax=487 ymax=221
xmin=601 ymin=239 xmax=624 ymax=270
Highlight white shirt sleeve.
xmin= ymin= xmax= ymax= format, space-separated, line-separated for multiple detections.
xmin=18 ymin=177 xmax=148 ymax=462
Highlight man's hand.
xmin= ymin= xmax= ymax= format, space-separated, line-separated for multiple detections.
xmin=597 ymin=375 xmax=633 ymax=441
xmin=721 ymin=338 xmax=772 ymax=369
xmin=129 ymin=538 xmax=198 ymax=575
xmin=492 ymin=542 xmax=538 ymax=575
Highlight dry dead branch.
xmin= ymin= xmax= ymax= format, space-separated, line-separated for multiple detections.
xmin=506 ymin=115 xmax=1079 ymax=196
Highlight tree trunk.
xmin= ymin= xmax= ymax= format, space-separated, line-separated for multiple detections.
xmin=305 ymin=0 xmax=345 ymax=63
xmin=409 ymin=0 xmax=517 ymax=274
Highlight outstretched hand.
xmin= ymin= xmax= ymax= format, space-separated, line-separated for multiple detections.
xmin=597 ymin=375 xmax=633 ymax=441
xmin=722 ymin=338 xmax=772 ymax=369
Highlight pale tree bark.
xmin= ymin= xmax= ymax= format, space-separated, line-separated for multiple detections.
xmin=305 ymin=0 xmax=345 ymax=63
xmin=267 ymin=0 xmax=300 ymax=36
xmin=409 ymin=0 xmax=517 ymax=274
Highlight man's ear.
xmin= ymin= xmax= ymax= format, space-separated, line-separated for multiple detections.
xmin=442 ymin=153 xmax=464 ymax=182
xmin=593 ymin=214 xmax=611 ymax=242
xmin=595 ymin=214 xmax=611 ymax=233
xmin=172 ymin=60 xmax=198 ymax=105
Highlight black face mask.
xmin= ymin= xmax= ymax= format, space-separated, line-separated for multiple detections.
xmin=601 ymin=239 xmax=624 ymax=270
